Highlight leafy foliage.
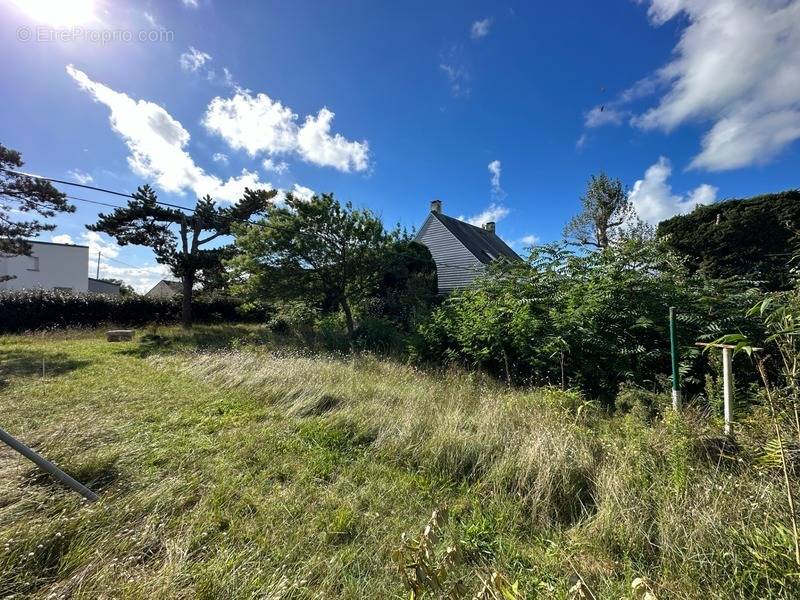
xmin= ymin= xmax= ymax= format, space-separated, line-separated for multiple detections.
xmin=89 ymin=185 xmax=275 ymax=327
xmin=658 ymin=190 xmax=800 ymax=290
xmin=0 ymin=289 xmax=248 ymax=332
xmin=563 ymin=172 xmax=636 ymax=248
xmin=416 ymin=239 xmax=760 ymax=404
xmin=230 ymin=193 xmax=430 ymax=342
xmin=366 ymin=239 xmax=437 ymax=329
xmin=0 ymin=142 xmax=74 ymax=262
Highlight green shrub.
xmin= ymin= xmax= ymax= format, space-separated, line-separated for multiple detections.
xmin=0 ymin=289 xmax=251 ymax=332
xmin=354 ymin=316 xmax=403 ymax=353
xmin=415 ymin=241 xmax=761 ymax=405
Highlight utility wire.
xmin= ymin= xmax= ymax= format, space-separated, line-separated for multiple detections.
xmin=3 ymin=167 xmax=502 ymax=273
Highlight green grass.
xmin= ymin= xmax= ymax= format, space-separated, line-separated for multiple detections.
xmin=1 ymin=326 xmax=799 ymax=598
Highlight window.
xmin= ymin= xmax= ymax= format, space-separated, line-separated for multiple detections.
xmin=27 ymin=256 xmax=39 ymax=271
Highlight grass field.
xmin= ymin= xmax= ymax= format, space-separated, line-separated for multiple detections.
xmin=1 ymin=326 xmax=799 ymax=599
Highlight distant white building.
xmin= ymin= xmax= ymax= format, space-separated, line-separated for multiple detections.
xmin=0 ymin=240 xmax=90 ymax=293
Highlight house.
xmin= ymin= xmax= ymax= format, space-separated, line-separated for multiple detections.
xmin=88 ymin=277 xmax=121 ymax=296
xmin=0 ymin=240 xmax=90 ymax=293
xmin=415 ymin=200 xmax=521 ymax=293
xmin=145 ymin=279 xmax=182 ymax=299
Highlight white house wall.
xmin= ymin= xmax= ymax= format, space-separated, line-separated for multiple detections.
xmin=415 ymin=215 xmax=485 ymax=292
xmin=0 ymin=242 xmax=89 ymax=293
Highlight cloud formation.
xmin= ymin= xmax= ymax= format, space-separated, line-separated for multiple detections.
xmin=66 ymin=64 xmax=273 ymax=203
xmin=471 ymin=18 xmax=492 ymax=39
xmin=460 ymin=203 xmax=510 ymax=227
xmin=584 ymin=0 xmax=800 ymax=171
xmin=179 ymin=46 xmax=211 ymax=72
xmin=203 ymin=90 xmax=369 ymax=172
xmin=488 ymin=159 xmax=506 ymax=202
xmin=68 ymin=169 xmax=93 ymax=184
xmin=628 ymin=156 xmax=717 ymax=224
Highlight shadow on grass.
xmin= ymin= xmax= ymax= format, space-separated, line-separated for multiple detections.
xmin=24 ymin=451 xmax=121 ymax=495
xmin=0 ymin=349 xmax=92 ymax=390
xmin=116 ymin=323 xmax=270 ymax=358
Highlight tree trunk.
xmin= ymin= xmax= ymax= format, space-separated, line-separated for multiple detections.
xmin=340 ymin=297 xmax=355 ymax=346
xmin=181 ymin=272 xmax=194 ymax=330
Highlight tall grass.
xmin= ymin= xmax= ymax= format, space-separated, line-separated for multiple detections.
xmin=1 ymin=332 xmax=799 ymax=598
xmin=164 ymin=349 xmax=800 ymax=598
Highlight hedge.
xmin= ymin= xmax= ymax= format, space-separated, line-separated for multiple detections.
xmin=0 ymin=290 xmax=253 ymax=333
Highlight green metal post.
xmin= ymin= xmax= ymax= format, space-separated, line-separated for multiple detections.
xmin=669 ymin=306 xmax=682 ymax=410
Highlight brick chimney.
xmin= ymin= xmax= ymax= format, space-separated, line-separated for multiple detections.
xmin=430 ymin=199 xmax=442 ymax=214
xmin=483 ymin=221 xmax=496 ymax=234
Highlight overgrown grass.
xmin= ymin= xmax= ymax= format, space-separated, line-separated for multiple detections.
xmin=1 ymin=327 xmax=798 ymax=598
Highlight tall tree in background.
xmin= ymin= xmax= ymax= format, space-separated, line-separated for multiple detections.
xmin=230 ymin=192 xmax=390 ymax=341
xmin=1 ymin=143 xmax=74 ymax=279
xmin=89 ymin=185 xmax=275 ymax=328
xmin=658 ymin=190 xmax=800 ymax=290
xmin=564 ymin=172 xmax=635 ymax=248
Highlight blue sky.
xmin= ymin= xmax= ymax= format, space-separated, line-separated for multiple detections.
xmin=2 ymin=0 xmax=799 ymax=290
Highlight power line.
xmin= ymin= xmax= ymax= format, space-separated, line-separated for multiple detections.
xmin=104 ymin=256 xmax=141 ymax=269
xmin=4 ymin=167 xmax=497 ymax=273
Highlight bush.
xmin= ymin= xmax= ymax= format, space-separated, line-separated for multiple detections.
xmin=414 ymin=240 xmax=762 ymax=405
xmin=354 ymin=316 xmax=403 ymax=353
xmin=0 ymin=289 xmax=251 ymax=332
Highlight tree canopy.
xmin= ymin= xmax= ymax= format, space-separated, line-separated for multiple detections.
xmin=89 ymin=185 xmax=275 ymax=328
xmin=657 ymin=190 xmax=800 ymax=290
xmin=1 ymin=142 xmax=73 ymax=259
xmin=563 ymin=172 xmax=635 ymax=249
xmin=229 ymin=192 xmax=395 ymax=340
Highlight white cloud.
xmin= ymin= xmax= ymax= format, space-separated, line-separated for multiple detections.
xmin=520 ymin=234 xmax=540 ymax=246
xmin=460 ymin=203 xmax=510 ymax=227
xmin=471 ymin=18 xmax=492 ymax=39
xmin=575 ymin=133 xmax=588 ymax=150
xmin=628 ymin=156 xmax=717 ymax=224
xmin=263 ymin=158 xmax=289 ymax=175
xmin=66 ymin=64 xmax=273 ymax=203
xmin=51 ymin=234 xmax=75 ymax=245
xmin=439 ymin=61 xmax=470 ymax=97
xmin=689 ymin=109 xmax=800 ymax=171
xmin=181 ymin=0 xmax=199 ymax=7
xmin=100 ymin=262 xmax=172 ymax=293
xmin=487 ymin=159 xmax=506 ymax=202
xmin=203 ymin=90 xmax=369 ymax=172
xmin=143 ymin=11 xmax=163 ymax=29
xmin=488 ymin=160 xmax=501 ymax=188
xmin=83 ymin=230 xmax=120 ymax=259
xmin=203 ymin=91 xmax=298 ymax=156
xmin=68 ymin=169 xmax=93 ymax=184
xmin=179 ymin=46 xmax=212 ymax=72
xmin=212 ymin=152 xmax=228 ymax=165
xmin=291 ymin=184 xmax=315 ymax=202
xmin=590 ymin=0 xmax=800 ymax=171
xmin=584 ymin=105 xmax=627 ymax=128
xmin=296 ymin=108 xmax=369 ymax=172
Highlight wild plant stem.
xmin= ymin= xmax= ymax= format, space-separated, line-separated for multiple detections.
xmin=758 ymin=359 xmax=800 ymax=566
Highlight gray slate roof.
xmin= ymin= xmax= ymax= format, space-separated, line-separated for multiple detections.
xmin=431 ymin=212 xmax=521 ymax=264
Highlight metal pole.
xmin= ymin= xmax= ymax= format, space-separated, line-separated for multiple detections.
xmin=722 ymin=347 xmax=734 ymax=435
xmin=96 ymin=251 xmax=101 ymax=279
xmin=669 ymin=306 xmax=682 ymax=410
xmin=0 ymin=426 xmax=99 ymax=501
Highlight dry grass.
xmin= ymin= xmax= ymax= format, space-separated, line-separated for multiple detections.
xmin=1 ymin=329 xmax=799 ymax=598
